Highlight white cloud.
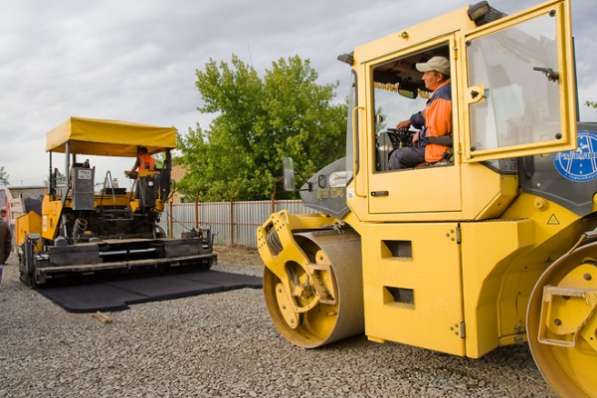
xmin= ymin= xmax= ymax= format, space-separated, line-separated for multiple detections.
xmin=0 ymin=0 xmax=595 ymax=186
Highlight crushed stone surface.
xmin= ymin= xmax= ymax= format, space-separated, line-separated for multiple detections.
xmin=0 ymin=246 xmax=553 ymax=397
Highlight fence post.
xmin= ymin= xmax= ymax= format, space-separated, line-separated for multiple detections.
xmin=271 ymin=198 xmax=276 ymax=214
xmin=168 ymin=200 xmax=174 ymax=239
xmin=229 ymin=201 xmax=234 ymax=246
xmin=194 ymin=197 xmax=199 ymax=229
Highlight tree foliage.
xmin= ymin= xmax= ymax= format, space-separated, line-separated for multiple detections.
xmin=0 ymin=166 xmax=9 ymax=185
xmin=178 ymin=55 xmax=347 ymax=201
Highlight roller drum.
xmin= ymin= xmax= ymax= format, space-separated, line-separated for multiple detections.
xmin=263 ymin=230 xmax=363 ymax=348
xmin=527 ymin=238 xmax=597 ymax=398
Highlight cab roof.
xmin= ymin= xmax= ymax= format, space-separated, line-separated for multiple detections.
xmin=46 ymin=117 xmax=177 ymax=157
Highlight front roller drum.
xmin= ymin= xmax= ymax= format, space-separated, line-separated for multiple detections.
xmin=263 ymin=230 xmax=363 ymax=348
xmin=527 ymin=236 xmax=597 ymax=398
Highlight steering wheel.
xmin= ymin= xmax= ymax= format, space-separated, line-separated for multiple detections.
xmin=125 ymin=170 xmax=138 ymax=179
xmin=386 ymin=128 xmax=417 ymax=148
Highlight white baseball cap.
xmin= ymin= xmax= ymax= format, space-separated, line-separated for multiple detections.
xmin=416 ymin=56 xmax=450 ymax=76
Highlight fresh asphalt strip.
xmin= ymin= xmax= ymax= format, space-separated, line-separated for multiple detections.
xmin=36 ymin=270 xmax=262 ymax=313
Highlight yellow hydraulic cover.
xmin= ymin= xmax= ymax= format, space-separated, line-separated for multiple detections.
xmin=46 ymin=117 xmax=177 ymax=157
xmin=16 ymin=211 xmax=41 ymax=246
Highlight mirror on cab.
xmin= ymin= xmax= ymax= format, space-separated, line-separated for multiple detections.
xmin=397 ymin=80 xmax=419 ymax=99
xmin=283 ymin=157 xmax=296 ymax=192
xmin=398 ymin=88 xmax=418 ymax=99
xmin=376 ymin=113 xmax=386 ymax=126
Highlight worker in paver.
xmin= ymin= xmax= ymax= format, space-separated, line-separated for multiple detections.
xmin=0 ymin=208 xmax=12 ymax=284
xmin=129 ymin=146 xmax=156 ymax=176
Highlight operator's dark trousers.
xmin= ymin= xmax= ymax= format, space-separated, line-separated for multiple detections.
xmin=0 ymin=221 xmax=11 ymax=285
xmin=389 ymin=146 xmax=425 ymax=170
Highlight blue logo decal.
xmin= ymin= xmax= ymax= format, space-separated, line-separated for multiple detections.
xmin=553 ymin=131 xmax=597 ymax=183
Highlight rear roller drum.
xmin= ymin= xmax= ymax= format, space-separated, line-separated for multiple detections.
xmin=527 ymin=236 xmax=597 ymax=398
xmin=263 ymin=230 xmax=363 ymax=348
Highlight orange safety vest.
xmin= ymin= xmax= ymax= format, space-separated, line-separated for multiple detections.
xmin=138 ymin=153 xmax=156 ymax=172
xmin=410 ymin=81 xmax=452 ymax=163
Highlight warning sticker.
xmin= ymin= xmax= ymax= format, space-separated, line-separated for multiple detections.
xmin=78 ymin=169 xmax=92 ymax=180
xmin=547 ymin=214 xmax=560 ymax=225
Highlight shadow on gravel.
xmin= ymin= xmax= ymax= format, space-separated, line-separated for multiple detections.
xmin=316 ymin=336 xmax=547 ymax=395
xmin=316 ymin=334 xmax=541 ymax=377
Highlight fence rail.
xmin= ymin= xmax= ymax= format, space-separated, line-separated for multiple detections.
xmin=161 ymin=200 xmax=315 ymax=248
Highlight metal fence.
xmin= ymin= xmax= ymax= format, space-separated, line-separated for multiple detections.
xmin=161 ymin=200 xmax=315 ymax=248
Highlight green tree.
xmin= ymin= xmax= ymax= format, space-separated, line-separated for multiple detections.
xmin=0 ymin=166 xmax=9 ymax=185
xmin=178 ymin=55 xmax=347 ymax=201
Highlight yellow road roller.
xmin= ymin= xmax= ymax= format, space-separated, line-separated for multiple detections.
xmin=257 ymin=1 xmax=597 ymax=396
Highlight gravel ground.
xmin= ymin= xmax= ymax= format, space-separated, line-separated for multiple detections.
xmin=0 ymin=246 xmax=553 ymax=397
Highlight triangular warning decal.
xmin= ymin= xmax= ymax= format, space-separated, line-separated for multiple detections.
xmin=547 ymin=214 xmax=560 ymax=225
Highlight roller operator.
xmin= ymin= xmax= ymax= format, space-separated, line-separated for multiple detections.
xmin=389 ymin=56 xmax=453 ymax=170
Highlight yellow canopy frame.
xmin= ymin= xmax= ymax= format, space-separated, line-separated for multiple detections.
xmin=46 ymin=117 xmax=177 ymax=157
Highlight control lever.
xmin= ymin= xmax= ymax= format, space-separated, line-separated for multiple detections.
xmin=533 ymin=66 xmax=559 ymax=82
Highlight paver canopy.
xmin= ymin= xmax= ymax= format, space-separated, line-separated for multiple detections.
xmin=46 ymin=117 xmax=177 ymax=157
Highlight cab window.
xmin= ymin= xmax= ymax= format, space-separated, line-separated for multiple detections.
xmin=372 ymin=43 xmax=453 ymax=172
xmin=467 ymin=13 xmax=560 ymax=152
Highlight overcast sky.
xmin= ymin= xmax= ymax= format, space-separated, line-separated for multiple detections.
xmin=1 ymin=0 xmax=595 ymax=186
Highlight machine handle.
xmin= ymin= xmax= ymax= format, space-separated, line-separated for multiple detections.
xmin=370 ymin=190 xmax=389 ymax=197
xmin=352 ymin=106 xmax=360 ymax=175
xmin=352 ymin=106 xmax=367 ymax=198
xmin=466 ymin=85 xmax=486 ymax=104
xmin=533 ymin=66 xmax=559 ymax=82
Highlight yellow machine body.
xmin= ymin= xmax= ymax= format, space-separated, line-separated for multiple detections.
xmin=41 ymin=117 xmax=176 ymax=241
xmin=258 ymin=1 xmax=597 ymax=396
xmin=16 ymin=211 xmax=42 ymax=247
xmin=19 ymin=117 xmax=217 ymax=288
xmin=40 ymin=191 xmax=141 ymax=240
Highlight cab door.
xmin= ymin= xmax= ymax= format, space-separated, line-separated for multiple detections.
xmin=367 ymin=35 xmax=462 ymax=215
xmin=462 ymin=0 xmax=577 ymax=162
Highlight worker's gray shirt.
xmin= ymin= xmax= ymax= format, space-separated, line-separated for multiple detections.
xmin=0 ymin=221 xmax=11 ymax=264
